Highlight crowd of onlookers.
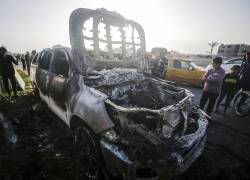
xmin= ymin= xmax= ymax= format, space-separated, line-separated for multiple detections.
xmin=0 ymin=46 xmax=36 ymax=97
xmin=200 ymin=52 xmax=250 ymax=116
xmin=15 ymin=50 xmax=36 ymax=76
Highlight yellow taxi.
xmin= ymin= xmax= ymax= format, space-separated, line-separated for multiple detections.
xmin=165 ymin=59 xmax=206 ymax=87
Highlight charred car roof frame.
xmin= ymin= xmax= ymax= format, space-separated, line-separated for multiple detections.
xmin=69 ymin=8 xmax=146 ymax=75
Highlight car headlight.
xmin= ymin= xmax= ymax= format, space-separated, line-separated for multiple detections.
xmin=101 ymin=128 xmax=119 ymax=142
xmin=161 ymin=107 xmax=182 ymax=138
xmin=164 ymin=109 xmax=182 ymax=127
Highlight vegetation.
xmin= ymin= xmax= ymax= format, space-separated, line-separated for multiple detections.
xmin=0 ymin=69 xmax=32 ymax=97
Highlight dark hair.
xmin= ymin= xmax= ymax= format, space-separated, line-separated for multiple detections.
xmin=213 ymin=57 xmax=222 ymax=64
xmin=231 ymin=65 xmax=241 ymax=71
xmin=247 ymin=52 xmax=250 ymax=56
xmin=0 ymin=46 xmax=7 ymax=53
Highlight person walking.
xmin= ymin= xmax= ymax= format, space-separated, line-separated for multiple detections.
xmin=0 ymin=46 xmax=18 ymax=97
xmin=200 ymin=57 xmax=225 ymax=116
xmin=215 ymin=65 xmax=241 ymax=113
xmin=20 ymin=54 xmax=26 ymax=71
xmin=30 ymin=50 xmax=36 ymax=62
xmin=25 ymin=51 xmax=31 ymax=75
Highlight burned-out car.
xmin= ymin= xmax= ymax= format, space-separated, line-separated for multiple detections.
xmin=33 ymin=8 xmax=208 ymax=180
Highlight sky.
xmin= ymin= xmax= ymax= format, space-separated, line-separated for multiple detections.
xmin=0 ymin=0 xmax=249 ymax=54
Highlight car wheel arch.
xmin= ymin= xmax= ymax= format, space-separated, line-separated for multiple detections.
xmin=69 ymin=115 xmax=104 ymax=179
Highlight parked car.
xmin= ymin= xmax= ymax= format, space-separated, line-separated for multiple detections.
xmin=206 ymin=57 xmax=244 ymax=73
xmin=33 ymin=8 xmax=208 ymax=180
xmin=166 ymin=59 xmax=206 ymax=87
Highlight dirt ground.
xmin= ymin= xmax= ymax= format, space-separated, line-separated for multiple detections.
xmin=0 ymin=93 xmax=250 ymax=180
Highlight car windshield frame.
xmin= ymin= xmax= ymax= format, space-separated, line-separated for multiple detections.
xmin=189 ymin=61 xmax=200 ymax=69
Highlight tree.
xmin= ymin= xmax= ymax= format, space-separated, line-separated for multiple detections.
xmin=208 ymin=42 xmax=219 ymax=55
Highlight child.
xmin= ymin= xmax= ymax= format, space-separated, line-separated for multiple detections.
xmin=200 ymin=57 xmax=225 ymax=115
xmin=215 ymin=65 xmax=241 ymax=113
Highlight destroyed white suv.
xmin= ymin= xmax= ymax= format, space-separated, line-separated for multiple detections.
xmin=34 ymin=8 xmax=208 ymax=180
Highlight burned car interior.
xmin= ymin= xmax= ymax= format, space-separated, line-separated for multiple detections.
xmin=31 ymin=8 xmax=209 ymax=180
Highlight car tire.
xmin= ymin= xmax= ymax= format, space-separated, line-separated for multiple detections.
xmin=31 ymin=82 xmax=40 ymax=98
xmin=233 ymin=92 xmax=250 ymax=117
xmin=71 ymin=120 xmax=103 ymax=180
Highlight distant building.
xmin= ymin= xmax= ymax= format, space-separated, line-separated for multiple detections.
xmin=217 ymin=44 xmax=250 ymax=58
xmin=238 ymin=45 xmax=250 ymax=57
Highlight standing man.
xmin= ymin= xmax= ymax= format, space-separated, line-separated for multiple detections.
xmin=158 ymin=52 xmax=168 ymax=78
xmin=239 ymin=52 xmax=250 ymax=91
xmin=0 ymin=46 xmax=18 ymax=97
xmin=200 ymin=57 xmax=225 ymax=116
xmin=30 ymin=50 xmax=36 ymax=62
xmin=237 ymin=52 xmax=250 ymax=108
xmin=20 ymin=54 xmax=26 ymax=71
xmin=25 ymin=51 xmax=31 ymax=75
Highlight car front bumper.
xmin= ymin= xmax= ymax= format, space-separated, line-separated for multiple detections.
xmin=100 ymin=115 xmax=208 ymax=180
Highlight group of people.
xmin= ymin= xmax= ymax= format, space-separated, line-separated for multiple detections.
xmin=200 ymin=52 xmax=250 ymax=116
xmin=0 ymin=46 xmax=36 ymax=97
xmin=16 ymin=50 xmax=36 ymax=76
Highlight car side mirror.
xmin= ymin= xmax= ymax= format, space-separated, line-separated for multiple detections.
xmin=189 ymin=66 xmax=193 ymax=70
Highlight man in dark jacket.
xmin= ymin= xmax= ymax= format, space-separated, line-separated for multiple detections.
xmin=0 ymin=47 xmax=18 ymax=96
xmin=25 ymin=51 xmax=31 ymax=75
xmin=237 ymin=52 xmax=250 ymax=108
xmin=239 ymin=52 xmax=250 ymax=91
xmin=215 ymin=65 xmax=241 ymax=113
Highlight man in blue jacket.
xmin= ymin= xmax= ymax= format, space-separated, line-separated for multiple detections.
xmin=0 ymin=47 xmax=18 ymax=96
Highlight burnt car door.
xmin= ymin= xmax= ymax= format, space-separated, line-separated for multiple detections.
xmin=48 ymin=48 xmax=71 ymax=121
xmin=30 ymin=53 xmax=40 ymax=84
xmin=36 ymin=50 xmax=53 ymax=102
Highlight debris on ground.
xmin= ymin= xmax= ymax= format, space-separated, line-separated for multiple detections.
xmin=0 ymin=93 xmax=250 ymax=180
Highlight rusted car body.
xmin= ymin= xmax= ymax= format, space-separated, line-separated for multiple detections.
xmin=34 ymin=8 xmax=208 ymax=180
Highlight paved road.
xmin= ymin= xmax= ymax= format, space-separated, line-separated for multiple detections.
xmin=175 ymin=84 xmax=250 ymax=179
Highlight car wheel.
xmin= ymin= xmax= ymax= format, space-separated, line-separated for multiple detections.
xmin=233 ymin=92 xmax=250 ymax=117
xmin=32 ymin=82 xmax=40 ymax=98
xmin=73 ymin=123 xmax=103 ymax=180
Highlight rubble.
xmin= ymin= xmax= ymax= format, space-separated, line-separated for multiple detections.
xmin=0 ymin=112 xmax=18 ymax=146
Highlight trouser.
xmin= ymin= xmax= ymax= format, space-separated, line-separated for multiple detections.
xmin=26 ymin=64 xmax=30 ymax=76
xmin=200 ymin=91 xmax=219 ymax=115
xmin=216 ymin=91 xmax=235 ymax=112
xmin=21 ymin=59 xmax=26 ymax=71
xmin=2 ymin=75 xmax=17 ymax=96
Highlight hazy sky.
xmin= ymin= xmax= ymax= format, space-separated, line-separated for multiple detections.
xmin=0 ymin=0 xmax=249 ymax=54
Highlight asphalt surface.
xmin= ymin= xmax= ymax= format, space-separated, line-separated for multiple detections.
xmin=175 ymin=85 xmax=250 ymax=180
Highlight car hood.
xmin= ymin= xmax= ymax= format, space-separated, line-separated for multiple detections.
xmin=85 ymin=68 xmax=193 ymax=134
xmin=84 ymin=68 xmax=207 ymax=162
